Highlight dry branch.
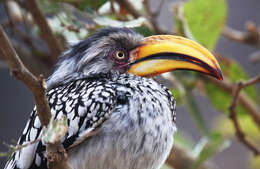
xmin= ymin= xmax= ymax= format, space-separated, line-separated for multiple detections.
xmin=114 ymin=0 xmax=153 ymax=31
xmin=2 ymin=1 xmax=52 ymax=74
xmin=228 ymin=75 xmax=260 ymax=155
xmin=249 ymin=50 xmax=260 ymax=63
xmin=114 ymin=0 xmax=141 ymax=19
xmin=0 ymin=25 xmax=70 ymax=169
xmin=208 ymin=77 xmax=260 ymax=128
xmin=222 ymin=22 xmax=260 ymax=47
xmin=0 ymin=26 xmax=51 ymax=126
xmin=114 ymin=0 xmax=169 ymax=34
xmin=142 ymin=0 xmax=168 ymax=34
xmin=166 ymin=146 xmax=215 ymax=169
xmin=23 ymin=0 xmax=62 ymax=63
xmin=143 ymin=0 xmax=165 ymax=17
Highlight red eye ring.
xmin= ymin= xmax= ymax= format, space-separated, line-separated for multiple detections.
xmin=108 ymin=48 xmax=129 ymax=65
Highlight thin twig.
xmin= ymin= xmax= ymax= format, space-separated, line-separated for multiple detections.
xmin=0 ymin=26 xmax=70 ymax=169
xmin=153 ymin=0 xmax=165 ymax=17
xmin=208 ymin=77 xmax=260 ymax=128
xmin=142 ymin=0 xmax=169 ymax=34
xmin=166 ymin=146 xmax=216 ymax=169
xmin=249 ymin=50 xmax=260 ymax=63
xmin=241 ymin=74 xmax=260 ymax=88
xmin=114 ymin=0 xmax=153 ymax=31
xmin=3 ymin=2 xmax=39 ymax=53
xmin=143 ymin=0 xmax=165 ymax=17
xmin=0 ymin=138 xmax=41 ymax=158
xmin=0 ymin=26 xmax=51 ymax=125
xmin=142 ymin=0 xmax=160 ymax=33
xmin=13 ymin=0 xmax=27 ymax=10
xmin=12 ymin=138 xmax=41 ymax=152
xmin=114 ymin=0 xmax=169 ymax=34
xmin=222 ymin=22 xmax=260 ymax=47
xmin=228 ymin=75 xmax=260 ymax=155
xmin=23 ymin=0 xmax=62 ymax=63
xmin=114 ymin=0 xmax=141 ymax=18
xmin=7 ymin=38 xmax=51 ymax=75
xmin=110 ymin=0 xmax=116 ymax=14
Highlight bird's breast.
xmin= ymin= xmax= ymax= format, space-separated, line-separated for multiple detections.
xmin=68 ymin=75 xmax=177 ymax=169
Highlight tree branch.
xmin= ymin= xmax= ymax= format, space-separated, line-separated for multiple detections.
xmin=114 ymin=0 xmax=141 ymax=19
xmin=22 ymin=0 xmax=62 ymax=63
xmin=143 ymin=0 xmax=165 ymax=17
xmin=0 ymin=25 xmax=70 ymax=169
xmin=208 ymin=77 xmax=260 ymax=129
xmin=222 ymin=22 xmax=260 ymax=47
xmin=114 ymin=0 xmax=169 ymax=34
xmin=249 ymin=50 xmax=260 ymax=63
xmin=166 ymin=146 xmax=216 ymax=169
xmin=228 ymin=75 xmax=260 ymax=155
xmin=0 ymin=26 xmax=51 ymax=125
xmin=142 ymin=0 xmax=168 ymax=34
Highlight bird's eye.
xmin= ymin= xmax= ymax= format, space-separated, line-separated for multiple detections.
xmin=115 ymin=51 xmax=126 ymax=60
xmin=109 ymin=49 xmax=128 ymax=64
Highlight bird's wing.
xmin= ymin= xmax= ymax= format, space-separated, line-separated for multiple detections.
xmin=5 ymin=79 xmax=117 ymax=169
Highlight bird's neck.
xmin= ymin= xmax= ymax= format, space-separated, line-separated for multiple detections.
xmin=46 ymin=69 xmax=123 ymax=90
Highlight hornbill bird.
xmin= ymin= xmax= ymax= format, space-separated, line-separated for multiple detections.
xmin=5 ymin=27 xmax=222 ymax=169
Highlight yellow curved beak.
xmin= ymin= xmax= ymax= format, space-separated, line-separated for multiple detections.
xmin=128 ymin=35 xmax=223 ymax=80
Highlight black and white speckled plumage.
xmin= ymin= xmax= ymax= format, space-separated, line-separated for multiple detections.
xmin=5 ymin=27 xmax=177 ymax=169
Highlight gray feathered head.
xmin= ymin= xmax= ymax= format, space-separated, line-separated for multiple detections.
xmin=47 ymin=27 xmax=223 ymax=88
xmin=47 ymin=27 xmax=143 ymax=88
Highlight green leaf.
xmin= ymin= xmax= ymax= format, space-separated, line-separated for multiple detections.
xmin=93 ymin=16 xmax=146 ymax=28
xmin=221 ymin=62 xmax=258 ymax=102
xmin=192 ymin=132 xmax=230 ymax=168
xmin=185 ymin=92 xmax=210 ymax=136
xmin=56 ymin=0 xmax=107 ymax=11
xmin=161 ymin=165 xmax=174 ymax=169
xmin=205 ymin=60 xmax=259 ymax=115
xmin=174 ymin=132 xmax=195 ymax=151
xmin=170 ymin=88 xmax=185 ymax=106
xmin=78 ymin=0 xmax=107 ymax=11
xmin=171 ymin=72 xmax=209 ymax=136
xmin=205 ymin=82 xmax=231 ymax=113
xmin=183 ymin=0 xmax=227 ymax=50
xmin=250 ymin=155 xmax=260 ymax=169
xmin=39 ymin=0 xmax=62 ymax=14
xmin=134 ymin=26 xmax=154 ymax=37
xmin=216 ymin=115 xmax=260 ymax=141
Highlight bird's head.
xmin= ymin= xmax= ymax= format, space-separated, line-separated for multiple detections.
xmin=47 ymin=27 xmax=222 ymax=88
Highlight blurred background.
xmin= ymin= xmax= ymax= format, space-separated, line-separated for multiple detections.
xmin=0 ymin=0 xmax=259 ymax=169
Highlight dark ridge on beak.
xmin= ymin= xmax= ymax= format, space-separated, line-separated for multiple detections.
xmin=130 ymin=52 xmax=223 ymax=80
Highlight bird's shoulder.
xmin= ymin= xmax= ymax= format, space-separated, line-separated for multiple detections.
xmin=5 ymin=77 xmax=117 ymax=169
xmin=48 ymin=77 xmax=118 ymax=148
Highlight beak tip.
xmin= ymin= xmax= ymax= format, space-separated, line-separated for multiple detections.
xmin=217 ymin=73 xmax=223 ymax=80
xmin=214 ymin=67 xmax=223 ymax=80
